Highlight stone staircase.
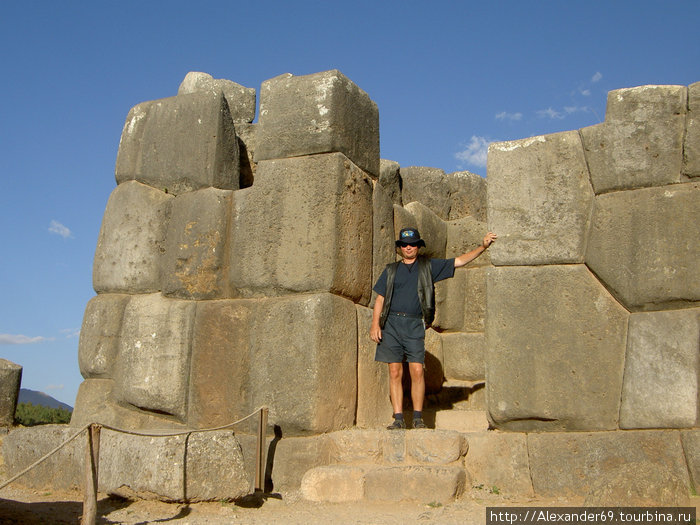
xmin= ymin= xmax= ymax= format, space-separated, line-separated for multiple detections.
xmin=300 ymin=428 xmax=469 ymax=503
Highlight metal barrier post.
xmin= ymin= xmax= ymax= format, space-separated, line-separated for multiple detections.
xmin=81 ymin=424 xmax=101 ymax=525
xmin=254 ymin=407 xmax=268 ymax=492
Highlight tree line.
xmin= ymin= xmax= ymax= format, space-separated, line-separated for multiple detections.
xmin=15 ymin=402 xmax=72 ymax=426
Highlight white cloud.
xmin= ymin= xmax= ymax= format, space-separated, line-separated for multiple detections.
xmin=0 ymin=333 xmax=52 ymax=345
xmin=537 ymin=107 xmax=565 ymax=119
xmin=49 ymin=220 xmax=73 ymax=239
xmin=580 ymin=88 xmax=591 ymax=96
xmin=592 ymin=71 xmax=603 ymax=83
xmin=455 ymin=136 xmax=491 ymax=168
xmin=495 ymin=111 xmax=523 ymax=122
xmin=60 ymin=328 xmax=81 ymax=339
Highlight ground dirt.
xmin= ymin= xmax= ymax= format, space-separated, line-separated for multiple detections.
xmin=0 ymin=484 xmax=596 ymax=524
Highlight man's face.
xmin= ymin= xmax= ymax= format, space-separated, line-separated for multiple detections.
xmin=399 ymin=242 xmax=419 ymax=259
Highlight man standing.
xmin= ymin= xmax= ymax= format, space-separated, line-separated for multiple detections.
xmin=370 ymin=227 xmax=497 ymax=429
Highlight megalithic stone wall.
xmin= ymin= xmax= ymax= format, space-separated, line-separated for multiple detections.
xmin=74 ymin=70 xmax=379 ymax=435
xmin=486 ymin=82 xmax=700 ymax=432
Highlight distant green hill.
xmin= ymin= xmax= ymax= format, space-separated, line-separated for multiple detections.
xmin=18 ymin=388 xmax=73 ymax=411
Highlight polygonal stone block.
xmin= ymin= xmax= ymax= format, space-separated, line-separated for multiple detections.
xmin=187 ymin=299 xmax=253 ymax=430
xmin=115 ymin=293 xmax=196 ymax=421
xmin=0 ymin=359 xmax=21 ymax=427
xmin=178 ymin=71 xmax=256 ymax=124
xmin=356 ymin=305 xmax=392 ymax=429
xmin=256 ymin=70 xmax=379 ymax=177
xmin=620 ymin=309 xmax=699 ymax=429
xmin=442 ymin=332 xmax=484 ymax=381
xmin=393 ymin=202 xmax=447 ymax=259
xmin=115 ymin=91 xmax=239 ymax=195
xmin=93 ymin=181 xmax=173 ymax=293
xmin=684 ymin=82 xmax=700 ymax=177
xmin=78 ymin=293 xmax=130 ymax=378
xmin=465 ymin=432 xmax=534 ymax=497
xmin=486 ymin=265 xmax=629 ymax=431
xmin=581 ymin=85 xmax=686 ymax=193
xmin=487 ymin=131 xmax=593 ymax=266
xmin=528 ymin=430 xmax=690 ymax=497
xmin=445 ymin=170 xmax=487 ymax=221
xmin=400 ymin=166 xmax=450 ymax=220
xmin=229 ymin=153 xmax=373 ymax=304
xmin=586 ymin=182 xmax=700 ymax=310
xmin=162 ymin=187 xmax=232 ymax=300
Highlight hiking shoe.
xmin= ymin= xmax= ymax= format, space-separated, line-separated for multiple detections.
xmin=413 ymin=418 xmax=427 ymax=429
xmin=386 ymin=419 xmax=406 ymax=430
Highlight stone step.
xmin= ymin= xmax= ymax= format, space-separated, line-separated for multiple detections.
xmin=301 ymin=464 xmax=467 ymax=503
xmin=435 ymin=410 xmax=490 ymax=433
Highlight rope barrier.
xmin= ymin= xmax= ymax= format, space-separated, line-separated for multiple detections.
xmin=0 ymin=406 xmax=268 ymax=491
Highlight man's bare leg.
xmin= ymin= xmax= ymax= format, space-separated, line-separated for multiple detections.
xmin=388 ymin=362 xmax=403 ymax=414
xmin=408 ymin=362 xmax=425 ymax=412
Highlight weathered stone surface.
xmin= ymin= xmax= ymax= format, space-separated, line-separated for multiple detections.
xmin=178 ymin=71 xmax=256 ymax=124
xmin=486 ymin=265 xmax=629 ymax=431
xmin=162 ymin=187 xmax=232 ymax=299
xmin=528 ymin=431 xmax=690 ymax=497
xmin=301 ymin=465 xmax=368 ymax=502
xmin=465 ymin=432 xmax=533 ymax=496
xmin=586 ymin=182 xmax=700 ymax=310
xmin=445 ymin=170 xmax=487 ymax=221
xmin=400 ymin=166 xmax=450 ymax=220
xmin=371 ymin=179 xmax=396 ymax=305
xmin=0 ymin=359 xmax=21 ymax=427
xmin=93 ymin=181 xmax=173 ymax=293
xmin=114 ymin=293 xmax=196 ymax=421
xmin=78 ymin=294 xmax=129 ymax=378
xmin=584 ymin=462 xmax=690 ymax=506
xmin=680 ymin=430 xmax=700 ymax=491
xmin=230 ymin=153 xmax=373 ymax=304
xmin=446 ymin=216 xmax=491 ymax=267
xmin=187 ymin=300 xmax=253 ymax=430
xmin=256 ymin=70 xmax=379 ymax=177
xmin=393 ymin=202 xmax=447 ymax=259
xmin=581 ymin=85 xmax=686 ymax=193
xmin=364 ymin=465 xmax=466 ymax=502
xmin=435 ymin=409 xmax=489 ymax=432
xmin=235 ymin=121 xmax=257 ymax=188
xmin=247 ymin=294 xmax=358 ymax=434
xmin=442 ymin=332 xmax=484 ymax=381
xmin=684 ymin=82 xmax=700 ymax=177
xmin=406 ymin=429 xmax=467 ymax=464
xmin=378 ymin=159 xmax=402 ymax=205
xmin=462 ymin=267 xmax=487 ymax=332
xmin=487 ymin=131 xmax=593 ymax=266
xmin=434 ymin=269 xmax=467 ymax=331
xmin=356 ymin=306 xmax=392 ymax=429
xmin=328 ymin=429 xmax=383 ymax=463
xmin=267 ymin=433 xmax=333 ymax=492
xmin=424 ymin=328 xmax=445 ymax=394
xmin=620 ymin=309 xmax=699 ymax=429
xmin=115 ymin=91 xmax=239 ymax=195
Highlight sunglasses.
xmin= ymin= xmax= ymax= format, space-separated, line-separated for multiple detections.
xmin=398 ymin=242 xmax=420 ymax=248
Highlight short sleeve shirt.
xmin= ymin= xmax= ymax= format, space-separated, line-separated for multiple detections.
xmin=373 ymin=258 xmax=455 ymax=316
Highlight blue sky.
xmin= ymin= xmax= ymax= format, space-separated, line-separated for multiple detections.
xmin=1 ymin=1 xmax=698 ymax=406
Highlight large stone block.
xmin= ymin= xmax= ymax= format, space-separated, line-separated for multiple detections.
xmin=93 ymin=181 xmax=173 ymax=293
xmin=684 ymin=82 xmax=700 ymax=177
xmin=445 ymin=170 xmax=487 ymax=221
xmin=465 ymin=432 xmax=533 ymax=497
xmin=372 ymin=178 xmax=397 ymax=305
xmin=267 ymin=433 xmax=333 ymax=492
xmin=301 ymin=465 xmax=368 ymax=502
xmin=115 ymin=91 xmax=239 ymax=195
xmin=78 ymin=294 xmax=129 ymax=378
xmin=446 ymin=216 xmax=491 ymax=267
xmin=581 ymin=85 xmax=687 ymax=193
xmin=528 ymin=431 xmax=690 ymax=497
xmin=187 ymin=300 xmax=254 ymax=430
xmin=400 ymin=166 xmax=450 ymax=220
xmin=378 ymin=159 xmax=402 ymax=205
xmin=0 ymin=359 xmax=21 ymax=427
xmin=178 ymin=71 xmax=256 ymax=124
xmin=393 ymin=202 xmax=447 ymax=259
xmin=620 ymin=309 xmax=699 ymax=429
xmin=256 ymin=70 xmax=379 ymax=177
xmin=161 ymin=187 xmax=232 ymax=300
xmin=442 ymin=332 xmax=484 ymax=381
xmin=364 ymin=466 xmax=466 ymax=502
xmin=356 ymin=306 xmax=392 ymax=429
xmin=486 ymin=265 xmax=629 ymax=431
xmin=114 ymin=293 xmax=196 ymax=421
xmin=586 ymin=182 xmax=700 ymax=310
xmin=487 ymin=131 xmax=593 ymax=266
xmin=230 ymin=153 xmax=373 ymax=304
xmin=434 ymin=269 xmax=467 ymax=331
